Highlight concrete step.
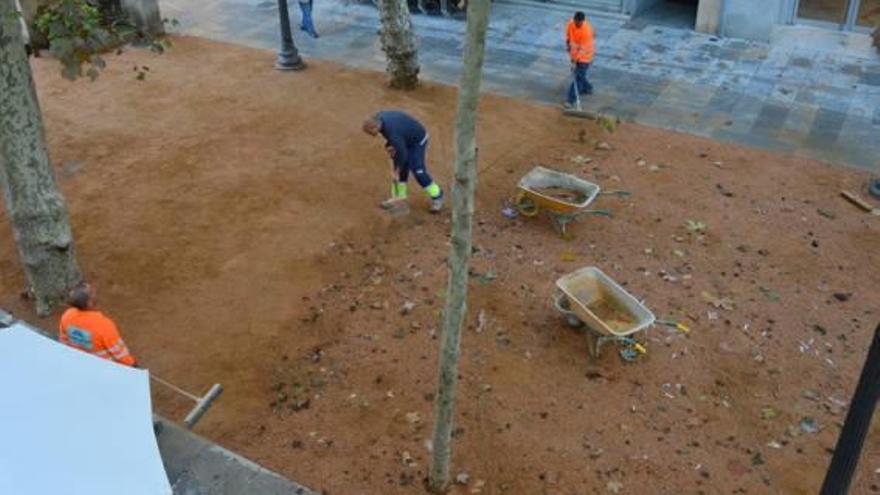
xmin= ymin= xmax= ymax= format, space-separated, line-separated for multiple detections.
xmin=496 ymin=0 xmax=627 ymax=20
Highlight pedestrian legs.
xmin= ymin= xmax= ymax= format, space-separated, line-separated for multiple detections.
xmin=298 ymin=0 xmax=319 ymax=38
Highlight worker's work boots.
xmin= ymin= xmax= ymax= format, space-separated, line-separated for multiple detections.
xmin=381 ymin=197 xmax=406 ymax=210
xmin=429 ymin=196 xmax=444 ymax=214
xmin=381 ymin=197 xmax=410 ymax=217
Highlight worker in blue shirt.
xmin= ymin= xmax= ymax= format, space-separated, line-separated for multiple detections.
xmin=363 ymin=111 xmax=444 ymax=213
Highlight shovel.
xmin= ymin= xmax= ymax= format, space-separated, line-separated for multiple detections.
xmin=562 ymin=64 xmax=595 ymax=120
xmin=383 ymin=161 xmax=410 ymax=217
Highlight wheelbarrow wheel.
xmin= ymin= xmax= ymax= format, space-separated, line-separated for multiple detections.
xmin=515 ymin=193 xmax=539 ymax=217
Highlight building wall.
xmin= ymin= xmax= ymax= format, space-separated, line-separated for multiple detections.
xmin=720 ymin=0 xmax=787 ymax=41
xmin=695 ymin=0 xmax=722 ymax=34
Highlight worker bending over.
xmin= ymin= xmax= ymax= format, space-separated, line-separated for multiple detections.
xmin=59 ymin=283 xmax=137 ymax=367
xmin=564 ymin=11 xmax=595 ymax=108
xmin=363 ymin=111 xmax=444 ymax=213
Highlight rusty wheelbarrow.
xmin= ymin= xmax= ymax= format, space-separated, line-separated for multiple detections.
xmin=552 ymin=266 xmax=655 ymax=361
xmin=512 ymin=166 xmax=622 ymax=237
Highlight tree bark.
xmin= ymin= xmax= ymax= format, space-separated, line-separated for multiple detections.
xmin=0 ymin=0 xmax=83 ymax=315
xmin=377 ymin=0 xmax=419 ymax=90
xmin=427 ymin=0 xmax=490 ymax=491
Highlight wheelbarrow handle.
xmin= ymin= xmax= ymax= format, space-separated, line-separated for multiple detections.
xmin=599 ymin=190 xmax=631 ymax=197
xmin=583 ymin=209 xmax=613 ymax=218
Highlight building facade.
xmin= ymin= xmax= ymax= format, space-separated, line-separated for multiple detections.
xmin=582 ymin=0 xmax=878 ymax=42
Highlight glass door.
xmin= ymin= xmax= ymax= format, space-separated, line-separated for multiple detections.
xmin=856 ymin=0 xmax=880 ymax=27
xmin=797 ymin=0 xmax=850 ymax=23
xmin=796 ymin=0 xmax=879 ymax=30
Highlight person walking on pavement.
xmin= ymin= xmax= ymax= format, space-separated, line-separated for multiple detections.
xmin=564 ymin=11 xmax=595 ymax=109
xmin=59 ymin=283 xmax=137 ymax=367
xmin=363 ymin=111 xmax=444 ymax=213
xmin=299 ymin=0 xmax=319 ymax=38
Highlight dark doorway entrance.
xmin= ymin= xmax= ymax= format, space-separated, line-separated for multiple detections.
xmin=629 ymin=0 xmax=699 ymax=30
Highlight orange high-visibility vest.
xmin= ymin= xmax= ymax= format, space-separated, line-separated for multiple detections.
xmin=566 ymin=19 xmax=595 ymax=63
xmin=59 ymin=308 xmax=136 ymax=366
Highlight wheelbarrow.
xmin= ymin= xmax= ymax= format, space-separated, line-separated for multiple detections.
xmin=553 ymin=266 xmax=655 ymax=361
xmin=512 ymin=166 xmax=623 ymax=237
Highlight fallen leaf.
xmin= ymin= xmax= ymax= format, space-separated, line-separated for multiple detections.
xmin=760 ymin=286 xmax=781 ymax=302
xmin=800 ymin=417 xmax=820 ymax=434
xmin=761 ymin=407 xmax=778 ymax=420
xmin=751 ymin=452 xmax=765 ymax=466
xmin=477 ymin=270 xmax=496 ymax=284
xmin=606 ymin=481 xmax=623 ymax=493
xmin=685 ymin=219 xmax=707 ymax=233
xmin=701 ymin=291 xmax=734 ymax=310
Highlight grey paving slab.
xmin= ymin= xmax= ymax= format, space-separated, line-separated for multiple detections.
xmin=156 ymin=419 xmax=211 ymax=483
xmin=159 ymin=0 xmax=880 ymax=171
xmin=157 ymin=420 xmax=319 ymax=495
xmin=861 ymin=71 xmax=880 ymax=86
xmin=782 ymin=102 xmax=819 ymax=136
xmin=808 ymin=108 xmax=848 ymax=148
xmin=751 ymin=101 xmax=789 ymax=134
xmin=725 ymin=94 xmax=765 ymax=134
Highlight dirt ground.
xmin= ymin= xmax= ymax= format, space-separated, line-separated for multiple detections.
xmin=2 ymin=36 xmax=879 ymax=494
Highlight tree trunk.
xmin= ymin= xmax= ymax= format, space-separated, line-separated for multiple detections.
xmin=0 ymin=0 xmax=83 ymax=316
xmin=377 ymin=0 xmax=419 ymax=90
xmin=427 ymin=0 xmax=490 ymax=491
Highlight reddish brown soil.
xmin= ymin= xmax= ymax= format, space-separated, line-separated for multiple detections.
xmin=2 ymin=37 xmax=879 ymax=494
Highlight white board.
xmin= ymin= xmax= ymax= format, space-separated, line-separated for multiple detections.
xmin=0 ymin=324 xmax=171 ymax=495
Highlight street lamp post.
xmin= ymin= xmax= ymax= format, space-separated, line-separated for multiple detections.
xmin=275 ymin=0 xmax=305 ymax=71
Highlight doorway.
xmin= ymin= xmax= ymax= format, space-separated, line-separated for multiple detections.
xmin=795 ymin=0 xmax=879 ymax=31
xmin=628 ymin=0 xmax=699 ymax=30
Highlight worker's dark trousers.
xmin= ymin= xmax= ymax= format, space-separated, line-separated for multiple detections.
xmin=397 ymin=138 xmax=441 ymax=198
xmin=567 ymin=62 xmax=593 ymax=104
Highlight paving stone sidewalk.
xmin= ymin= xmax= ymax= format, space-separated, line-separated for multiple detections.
xmin=160 ymin=0 xmax=880 ymax=171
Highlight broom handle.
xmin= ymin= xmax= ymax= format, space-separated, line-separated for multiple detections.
xmin=150 ymin=373 xmax=200 ymax=402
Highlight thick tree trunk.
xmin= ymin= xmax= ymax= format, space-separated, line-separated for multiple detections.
xmin=0 ymin=0 xmax=83 ymax=316
xmin=427 ymin=0 xmax=490 ymax=491
xmin=377 ymin=0 xmax=419 ymax=90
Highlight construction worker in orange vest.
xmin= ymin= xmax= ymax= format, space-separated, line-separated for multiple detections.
xmin=564 ymin=11 xmax=595 ymax=108
xmin=59 ymin=283 xmax=137 ymax=367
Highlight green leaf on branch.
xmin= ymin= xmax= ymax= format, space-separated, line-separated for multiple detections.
xmin=35 ymin=0 xmax=168 ymax=81
xmin=61 ymin=62 xmax=81 ymax=81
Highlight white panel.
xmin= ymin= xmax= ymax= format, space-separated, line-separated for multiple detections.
xmin=0 ymin=325 xmax=170 ymax=495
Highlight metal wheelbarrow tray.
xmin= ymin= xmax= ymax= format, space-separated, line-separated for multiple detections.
xmin=554 ymin=266 xmax=655 ymax=359
xmin=513 ymin=166 xmax=609 ymax=236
